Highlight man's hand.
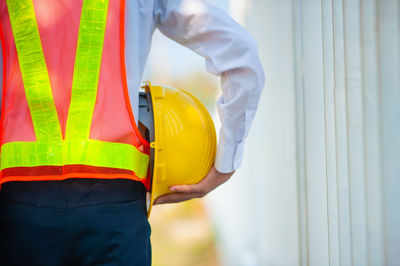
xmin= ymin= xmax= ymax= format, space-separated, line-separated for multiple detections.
xmin=153 ymin=166 xmax=234 ymax=205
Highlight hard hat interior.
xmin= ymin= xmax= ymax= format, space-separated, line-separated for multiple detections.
xmin=138 ymin=90 xmax=156 ymax=214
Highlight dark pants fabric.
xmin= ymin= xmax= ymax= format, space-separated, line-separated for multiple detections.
xmin=0 ymin=178 xmax=151 ymax=266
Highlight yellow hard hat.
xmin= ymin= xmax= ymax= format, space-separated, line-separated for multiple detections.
xmin=139 ymin=82 xmax=217 ymax=217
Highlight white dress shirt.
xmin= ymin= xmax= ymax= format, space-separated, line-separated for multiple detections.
xmin=0 ymin=0 xmax=265 ymax=174
xmin=127 ymin=0 xmax=265 ymax=173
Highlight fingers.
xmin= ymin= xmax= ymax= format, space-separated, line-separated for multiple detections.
xmin=169 ymin=184 xmax=206 ymax=194
xmin=153 ymin=184 xmax=208 ymax=205
xmin=153 ymin=192 xmax=205 ymax=205
xmin=152 ymin=166 xmax=235 ymax=206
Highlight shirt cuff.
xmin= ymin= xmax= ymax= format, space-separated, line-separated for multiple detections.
xmin=214 ymin=139 xmax=245 ymax=173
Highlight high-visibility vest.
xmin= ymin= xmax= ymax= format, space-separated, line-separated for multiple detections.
xmin=0 ymin=0 xmax=150 ymax=189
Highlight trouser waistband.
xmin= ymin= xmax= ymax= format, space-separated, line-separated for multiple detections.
xmin=0 ymin=178 xmax=146 ymax=209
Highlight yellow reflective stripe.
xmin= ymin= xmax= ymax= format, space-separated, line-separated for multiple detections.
xmin=0 ymin=140 xmax=150 ymax=179
xmin=6 ymin=0 xmax=62 ymax=141
xmin=65 ymin=0 xmax=109 ymax=140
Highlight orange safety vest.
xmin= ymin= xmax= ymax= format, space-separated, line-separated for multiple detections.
xmin=0 ymin=0 xmax=151 ymax=189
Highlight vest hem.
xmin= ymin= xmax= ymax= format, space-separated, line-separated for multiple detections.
xmin=0 ymin=173 xmax=148 ymax=192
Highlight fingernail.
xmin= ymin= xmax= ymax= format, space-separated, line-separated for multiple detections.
xmin=169 ymin=186 xmax=177 ymax=191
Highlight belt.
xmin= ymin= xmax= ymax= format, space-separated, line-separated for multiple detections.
xmin=0 ymin=178 xmax=146 ymax=209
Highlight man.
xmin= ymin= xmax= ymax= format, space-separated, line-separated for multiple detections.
xmin=0 ymin=0 xmax=264 ymax=265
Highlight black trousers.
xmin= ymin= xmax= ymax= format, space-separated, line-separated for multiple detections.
xmin=0 ymin=178 xmax=151 ymax=266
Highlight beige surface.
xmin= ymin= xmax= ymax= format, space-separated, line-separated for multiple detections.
xmin=150 ymin=199 xmax=219 ymax=266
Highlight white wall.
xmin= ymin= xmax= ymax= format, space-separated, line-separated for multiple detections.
xmin=207 ymin=0 xmax=400 ymax=265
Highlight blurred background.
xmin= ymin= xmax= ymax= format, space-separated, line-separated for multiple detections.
xmin=143 ymin=0 xmax=400 ymax=265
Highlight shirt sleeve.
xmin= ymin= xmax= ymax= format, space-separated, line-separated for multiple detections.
xmin=154 ymin=0 xmax=265 ymax=173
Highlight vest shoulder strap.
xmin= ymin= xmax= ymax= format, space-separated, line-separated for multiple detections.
xmin=7 ymin=0 xmax=62 ymax=141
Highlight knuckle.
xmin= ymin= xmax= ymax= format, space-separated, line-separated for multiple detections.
xmin=196 ymin=185 xmax=208 ymax=194
xmin=201 ymin=186 xmax=210 ymax=194
xmin=197 ymin=192 xmax=207 ymax=198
